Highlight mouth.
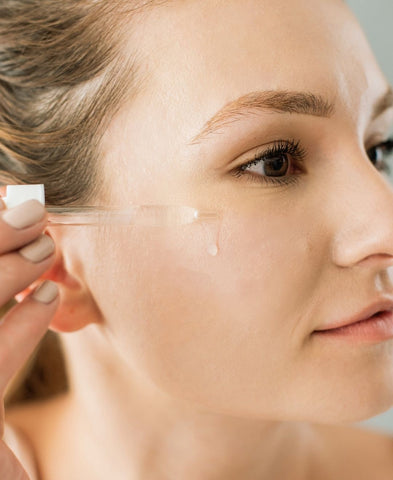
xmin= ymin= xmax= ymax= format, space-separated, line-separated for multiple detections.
xmin=315 ymin=299 xmax=393 ymax=332
xmin=313 ymin=300 xmax=393 ymax=343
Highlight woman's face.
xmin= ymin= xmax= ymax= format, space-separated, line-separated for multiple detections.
xmin=71 ymin=0 xmax=393 ymax=423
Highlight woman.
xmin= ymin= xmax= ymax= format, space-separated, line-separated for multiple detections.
xmin=1 ymin=0 xmax=393 ymax=478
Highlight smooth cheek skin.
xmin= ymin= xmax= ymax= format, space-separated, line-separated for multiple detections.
xmin=66 ymin=0 xmax=393 ymax=426
xmin=80 ymin=211 xmax=317 ymax=419
xmin=78 ymin=186 xmax=393 ymax=425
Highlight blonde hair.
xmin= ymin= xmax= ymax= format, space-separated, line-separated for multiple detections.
xmin=1 ymin=0 xmax=156 ymax=405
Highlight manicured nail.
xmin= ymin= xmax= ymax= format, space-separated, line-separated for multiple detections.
xmin=19 ymin=235 xmax=55 ymax=263
xmin=32 ymin=281 xmax=58 ymax=304
xmin=2 ymin=199 xmax=45 ymax=229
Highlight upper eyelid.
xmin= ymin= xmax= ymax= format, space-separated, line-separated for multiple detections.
xmin=227 ymin=111 xmax=393 ymax=165
xmin=366 ymin=136 xmax=393 ymax=151
xmin=365 ymin=115 xmax=393 ymax=142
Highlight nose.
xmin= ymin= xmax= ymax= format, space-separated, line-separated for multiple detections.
xmin=330 ymin=147 xmax=393 ymax=270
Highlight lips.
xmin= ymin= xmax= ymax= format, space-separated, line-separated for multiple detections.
xmin=314 ymin=299 xmax=393 ymax=332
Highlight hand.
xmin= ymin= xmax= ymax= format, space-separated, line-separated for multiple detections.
xmin=0 ymin=198 xmax=59 ymax=479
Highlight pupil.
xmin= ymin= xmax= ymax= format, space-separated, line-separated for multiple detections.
xmin=265 ymin=154 xmax=288 ymax=176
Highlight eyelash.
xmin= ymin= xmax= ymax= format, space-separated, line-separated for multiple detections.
xmin=231 ymin=138 xmax=393 ymax=187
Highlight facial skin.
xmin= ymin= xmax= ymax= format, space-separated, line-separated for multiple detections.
xmin=46 ymin=0 xmax=393 ymax=477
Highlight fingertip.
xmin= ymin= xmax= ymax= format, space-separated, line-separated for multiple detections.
xmin=31 ymin=280 xmax=59 ymax=305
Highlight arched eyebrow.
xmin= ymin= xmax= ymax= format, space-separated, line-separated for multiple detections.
xmin=372 ymin=86 xmax=393 ymax=120
xmin=188 ymin=87 xmax=393 ymax=145
xmin=188 ymin=90 xmax=335 ymax=145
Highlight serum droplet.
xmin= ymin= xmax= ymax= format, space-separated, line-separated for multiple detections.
xmin=207 ymin=244 xmax=218 ymax=256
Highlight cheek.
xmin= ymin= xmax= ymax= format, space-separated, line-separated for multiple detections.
xmin=87 ymin=211 xmax=321 ymax=413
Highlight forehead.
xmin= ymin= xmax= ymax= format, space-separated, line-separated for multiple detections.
xmin=128 ymin=0 xmax=387 ymax=135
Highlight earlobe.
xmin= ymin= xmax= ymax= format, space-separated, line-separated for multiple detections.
xmin=17 ymin=232 xmax=102 ymax=333
xmin=47 ymin=242 xmax=103 ymax=333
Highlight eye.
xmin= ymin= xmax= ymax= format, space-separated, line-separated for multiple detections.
xmin=231 ymin=139 xmax=306 ymax=187
xmin=367 ymin=139 xmax=393 ymax=175
xmin=248 ymin=152 xmax=290 ymax=177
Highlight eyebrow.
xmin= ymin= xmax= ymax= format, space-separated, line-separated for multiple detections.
xmin=372 ymin=86 xmax=393 ymax=120
xmin=189 ymin=90 xmax=335 ymax=145
xmin=189 ymin=87 xmax=393 ymax=145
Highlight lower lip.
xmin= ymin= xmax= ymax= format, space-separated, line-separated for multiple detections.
xmin=313 ymin=311 xmax=393 ymax=344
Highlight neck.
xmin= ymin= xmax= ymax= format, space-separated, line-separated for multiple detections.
xmin=56 ymin=329 xmax=319 ymax=480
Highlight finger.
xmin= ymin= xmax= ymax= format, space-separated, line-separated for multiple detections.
xmin=0 ymin=200 xmax=48 ymax=256
xmin=0 ymin=235 xmax=56 ymax=307
xmin=0 ymin=281 xmax=59 ymax=388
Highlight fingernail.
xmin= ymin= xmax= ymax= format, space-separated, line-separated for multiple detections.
xmin=19 ymin=235 xmax=55 ymax=263
xmin=32 ymin=280 xmax=58 ymax=304
xmin=2 ymin=199 xmax=45 ymax=229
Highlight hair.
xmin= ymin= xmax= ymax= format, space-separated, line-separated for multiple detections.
xmin=0 ymin=0 xmax=157 ymax=405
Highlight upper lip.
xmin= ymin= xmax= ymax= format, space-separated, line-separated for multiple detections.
xmin=315 ymin=298 xmax=393 ymax=331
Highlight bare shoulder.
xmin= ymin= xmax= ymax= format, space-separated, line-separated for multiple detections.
xmin=312 ymin=422 xmax=393 ymax=480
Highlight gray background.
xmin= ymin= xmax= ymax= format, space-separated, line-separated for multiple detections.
xmin=347 ymin=0 xmax=393 ymax=84
xmin=345 ymin=1 xmax=393 ymax=434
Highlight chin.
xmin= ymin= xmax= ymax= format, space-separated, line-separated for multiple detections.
xmin=274 ymin=383 xmax=393 ymax=426
xmin=308 ymin=396 xmax=393 ymax=426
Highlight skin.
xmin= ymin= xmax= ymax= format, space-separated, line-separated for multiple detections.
xmin=4 ymin=0 xmax=393 ymax=479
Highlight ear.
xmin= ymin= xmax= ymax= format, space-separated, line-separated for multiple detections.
xmin=16 ymin=231 xmax=103 ymax=333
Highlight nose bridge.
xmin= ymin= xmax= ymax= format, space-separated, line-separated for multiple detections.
xmin=330 ymin=149 xmax=393 ymax=267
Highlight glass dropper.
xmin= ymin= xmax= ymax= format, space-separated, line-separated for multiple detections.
xmin=2 ymin=185 xmax=220 ymax=227
xmin=46 ymin=205 xmax=220 ymax=227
